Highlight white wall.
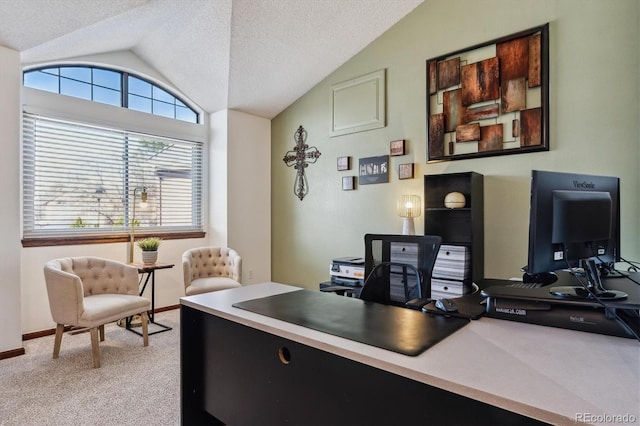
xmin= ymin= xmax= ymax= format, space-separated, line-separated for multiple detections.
xmin=271 ymin=0 xmax=640 ymax=288
xmin=227 ymin=110 xmax=271 ymax=284
xmin=0 ymin=46 xmax=22 ymax=352
xmin=210 ymin=110 xmax=230 ymax=246
xmin=209 ymin=109 xmax=272 ymax=284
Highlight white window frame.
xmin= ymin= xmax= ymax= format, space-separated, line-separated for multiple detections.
xmin=21 ymin=76 xmax=207 ymax=247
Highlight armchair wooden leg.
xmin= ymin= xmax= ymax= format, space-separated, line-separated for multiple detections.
xmin=140 ymin=311 xmax=149 ymax=347
xmin=90 ymin=327 xmax=101 ymax=368
xmin=53 ymin=324 xmax=64 ymax=359
xmin=99 ymin=324 xmax=105 ymax=342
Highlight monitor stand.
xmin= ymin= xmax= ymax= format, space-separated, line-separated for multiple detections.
xmin=550 ymin=258 xmax=627 ymax=300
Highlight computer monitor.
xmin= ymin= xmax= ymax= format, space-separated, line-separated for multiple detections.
xmin=525 ymin=170 xmax=626 ymax=300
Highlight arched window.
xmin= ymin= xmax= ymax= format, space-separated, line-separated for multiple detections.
xmin=23 ymin=66 xmax=199 ymax=123
xmin=21 ymin=65 xmax=204 ymax=246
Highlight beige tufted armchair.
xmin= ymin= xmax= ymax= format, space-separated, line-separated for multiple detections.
xmin=43 ymin=257 xmax=151 ymax=368
xmin=182 ymin=247 xmax=242 ymax=296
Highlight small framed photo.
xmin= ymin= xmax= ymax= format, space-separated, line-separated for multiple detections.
xmin=390 ymin=139 xmax=406 ymax=156
xmin=337 ymin=156 xmax=351 ymax=171
xmin=342 ymin=176 xmax=355 ymax=191
xmin=399 ymin=163 xmax=414 ymax=180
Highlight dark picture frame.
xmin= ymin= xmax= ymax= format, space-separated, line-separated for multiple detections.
xmin=390 ymin=139 xmax=405 ymax=156
xmin=399 ymin=163 xmax=414 ymax=180
xmin=337 ymin=156 xmax=351 ymax=171
xmin=342 ymin=176 xmax=355 ymax=191
xmin=359 ymin=155 xmax=389 ymax=185
xmin=426 ymin=24 xmax=549 ymax=162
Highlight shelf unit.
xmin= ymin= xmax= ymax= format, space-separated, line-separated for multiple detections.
xmin=424 ymin=172 xmax=484 ymax=283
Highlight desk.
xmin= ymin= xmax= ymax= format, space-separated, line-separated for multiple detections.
xmin=127 ymin=262 xmax=174 ymax=336
xmin=180 ymin=283 xmax=639 ymax=425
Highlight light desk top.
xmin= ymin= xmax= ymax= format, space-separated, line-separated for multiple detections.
xmin=181 ymin=282 xmax=640 ymax=426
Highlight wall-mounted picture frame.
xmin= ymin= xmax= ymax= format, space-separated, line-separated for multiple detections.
xmin=426 ymin=23 xmax=549 ymax=162
xmin=330 ymin=69 xmax=386 ymax=137
xmin=399 ymin=163 xmax=414 ymax=180
xmin=337 ymin=156 xmax=351 ymax=171
xmin=390 ymin=139 xmax=405 ymax=156
xmin=342 ymin=176 xmax=355 ymax=191
xmin=359 ymin=155 xmax=389 ymax=185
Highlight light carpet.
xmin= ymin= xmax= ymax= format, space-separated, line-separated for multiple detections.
xmin=0 ymin=309 xmax=180 ymax=426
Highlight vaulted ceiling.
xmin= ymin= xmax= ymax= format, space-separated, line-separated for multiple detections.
xmin=0 ymin=0 xmax=423 ymax=119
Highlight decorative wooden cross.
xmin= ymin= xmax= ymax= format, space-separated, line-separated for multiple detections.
xmin=283 ymin=125 xmax=321 ymax=201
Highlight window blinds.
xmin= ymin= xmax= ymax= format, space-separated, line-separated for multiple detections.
xmin=22 ymin=112 xmax=203 ymax=238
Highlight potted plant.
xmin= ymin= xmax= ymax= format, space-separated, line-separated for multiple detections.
xmin=137 ymin=237 xmax=161 ymax=264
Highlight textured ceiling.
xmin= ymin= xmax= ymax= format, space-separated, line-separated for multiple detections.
xmin=0 ymin=0 xmax=423 ymax=119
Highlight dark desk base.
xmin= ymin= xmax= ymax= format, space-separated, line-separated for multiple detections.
xmin=181 ymin=304 xmax=546 ymax=425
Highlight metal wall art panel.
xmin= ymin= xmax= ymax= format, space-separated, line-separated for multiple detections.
xmin=426 ymin=24 xmax=549 ymax=162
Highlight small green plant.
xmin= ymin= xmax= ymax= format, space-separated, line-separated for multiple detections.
xmin=136 ymin=237 xmax=161 ymax=251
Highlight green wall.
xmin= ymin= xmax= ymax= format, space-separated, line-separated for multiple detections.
xmin=271 ymin=0 xmax=640 ymax=289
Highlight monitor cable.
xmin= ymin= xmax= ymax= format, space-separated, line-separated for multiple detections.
xmin=591 ymin=247 xmax=640 ymax=286
xmin=619 ymin=255 xmax=640 ymax=278
xmin=564 ymin=257 xmax=639 ymax=342
xmin=619 ymin=256 xmax=640 ymax=270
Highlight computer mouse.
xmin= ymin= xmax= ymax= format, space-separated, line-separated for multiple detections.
xmin=435 ymin=298 xmax=458 ymax=313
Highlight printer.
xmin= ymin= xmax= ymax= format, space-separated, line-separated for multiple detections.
xmin=329 ymin=257 xmax=365 ymax=287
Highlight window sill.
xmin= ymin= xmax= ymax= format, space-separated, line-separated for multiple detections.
xmin=21 ymin=231 xmax=206 ymax=248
